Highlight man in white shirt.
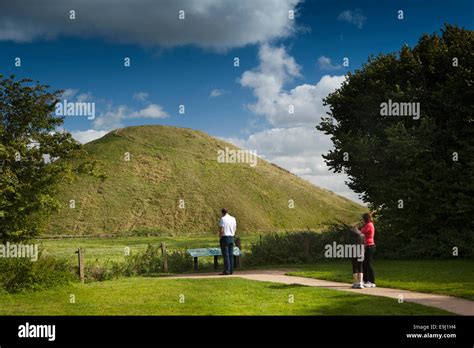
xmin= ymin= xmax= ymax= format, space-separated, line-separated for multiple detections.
xmin=218 ymin=208 xmax=237 ymax=275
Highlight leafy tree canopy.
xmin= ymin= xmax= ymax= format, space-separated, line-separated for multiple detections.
xmin=317 ymin=25 xmax=474 ymax=258
xmin=0 ymin=75 xmax=101 ymax=243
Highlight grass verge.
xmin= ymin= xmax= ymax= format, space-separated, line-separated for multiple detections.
xmin=287 ymin=259 xmax=474 ymax=300
xmin=0 ymin=277 xmax=452 ymax=316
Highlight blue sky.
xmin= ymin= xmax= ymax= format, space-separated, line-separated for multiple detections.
xmin=1 ymin=0 xmax=472 ymax=202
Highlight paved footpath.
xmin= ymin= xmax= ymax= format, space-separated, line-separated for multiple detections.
xmin=165 ymin=269 xmax=474 ymax=315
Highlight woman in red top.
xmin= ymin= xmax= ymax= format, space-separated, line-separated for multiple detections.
xmin=360 ymin=212 xmax=376 ymax=287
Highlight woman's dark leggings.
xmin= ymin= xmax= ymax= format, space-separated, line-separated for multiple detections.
xmin=363 ymin=245 xmax=376 ymax=283
xmin=351 ymin=258 xmax=363 ymax=274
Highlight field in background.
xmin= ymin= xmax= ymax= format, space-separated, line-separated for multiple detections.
xmin=37 ymin=234 xmax=260 ymax=264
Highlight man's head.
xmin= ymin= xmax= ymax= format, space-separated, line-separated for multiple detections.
xmin=221 ymin=208 xmax=228 ymax=216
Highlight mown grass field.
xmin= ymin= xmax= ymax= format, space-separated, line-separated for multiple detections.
xmin=38 ymin=237 xmax=474 ymax=301
xmin=288 ymin=259 xmax=474 ymax=300
xmin=37 ymin=234 xmax=260 ymax=264
xmin=0 ymin=277 xmax=452 ymax=316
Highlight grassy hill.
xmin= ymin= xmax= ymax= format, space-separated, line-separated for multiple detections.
xmin=47 ymin=125 xmax=364 ymax=236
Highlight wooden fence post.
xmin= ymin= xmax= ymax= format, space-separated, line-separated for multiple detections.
xmin=76 ymin=247 xmax=84 ymax=284
xmin=235 ymin=237 xmax=241 ymax=268
xmin=160 ymin=242 xmax=168 ymax=273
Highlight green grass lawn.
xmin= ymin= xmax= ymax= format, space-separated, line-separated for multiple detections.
xmin=36 ymin=237 xmax=474 ymax=302
xmin=288 ymin=259 xmax=474 ymax=300
xmin=0 ymin=277 xmax=451 ymax=316
xmin=37 ymin=234 xmax=260 ymax=264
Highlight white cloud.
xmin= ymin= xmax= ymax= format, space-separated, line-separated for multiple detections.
xmin=71 ymin=129 xmax=108 ymax=144
xmin=59 ymin=90 xmax=169 ymax=130
xmin=235 ymin=44 xmax=361 ymax=203
xmin=61 ymin=89 xmax=93 ymax=102
xmin=0 ymin=0 xmax=301 ymax=49
xmin=318 ymin=56 xmax=342 ymax=70
xmin=209 ymin=89 xmax=226 ymax=98
xmin=130 ymin=104 xmax=168 ymax=119
xmin=93 ymin=105 xmax=129 ymax=130
xmin=92 ymin=103 xmax=169 ymax=130
xmin=226 ymin=127 xmax=330 ymax=158
xmin=223 ymin=127 xmax=363 ymax=203
xmin=133 ymin=92 xmax=149 ymax=102
xmin=62 ymin=88 xmax=78 ymax=99
xmin=76 ymin=92 xmax=94 ymax=102
xmin=240 ymin=44 xmax=345 ymax=127
xmin=337 ymin=9 xmax=367 ymax=29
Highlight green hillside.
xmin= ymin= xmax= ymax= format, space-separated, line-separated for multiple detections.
xmin=47 ymin=125 xmax=364 ymax=236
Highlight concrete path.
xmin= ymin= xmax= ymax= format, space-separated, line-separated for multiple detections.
xmin=165 ymin=269 xmax=474 ymax=315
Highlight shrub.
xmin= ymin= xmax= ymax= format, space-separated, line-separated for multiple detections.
xmin=375 ymin=226 xmax=474 ymax=259
xmin=0 ymin=252 xmax=74 ymax=293
xmin=84 ymin=244 xmax=195 ymax=281
xmin=244 ymin=223 xmax=474 ymax=263
xmin=121 ymin=244 xmax=163 ymax=276
xmin=84 ymin=259 xmax=117 ymax=282
xmin=167 ymin=250 xmax=193 ymax=273
xmin=120 ymin=245 xmax=193 ymax=275
xmin=244 ymin=225 xmax=349 ymax=266
xmin=83 ymin=244 xmax=164 ymax=281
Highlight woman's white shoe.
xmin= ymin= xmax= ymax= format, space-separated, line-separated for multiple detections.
xmin=364 ymin=281 xmax=375 ymax=288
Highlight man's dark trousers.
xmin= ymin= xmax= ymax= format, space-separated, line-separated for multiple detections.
xmin=220 ymin=236 xmax=234 ymax=274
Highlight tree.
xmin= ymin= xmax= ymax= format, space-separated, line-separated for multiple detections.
xmin=0 ymin=75 xmax=99 ymax=243
xmin=317 ymin=25 xmax=474 ymax=258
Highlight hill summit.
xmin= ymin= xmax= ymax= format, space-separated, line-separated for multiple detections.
xmin=48 ymin=125 xmax=364 ymax=235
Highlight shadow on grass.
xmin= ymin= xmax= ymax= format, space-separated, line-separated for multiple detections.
xmin=268 ymin=283 xmax=307 ymax=290
xmin=295 ymin=293 xmax=453 ymax=316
